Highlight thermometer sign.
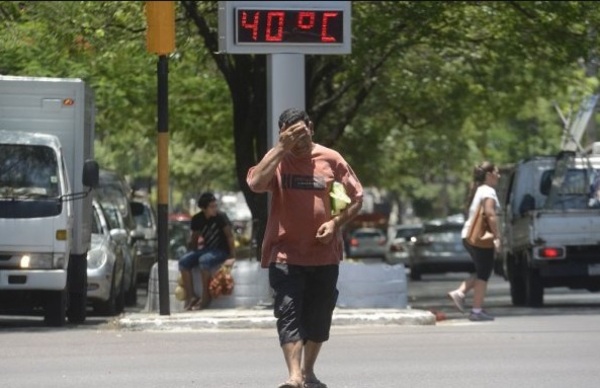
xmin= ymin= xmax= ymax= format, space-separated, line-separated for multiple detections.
xmin=236 ymin=8 xmax=344 ymax=45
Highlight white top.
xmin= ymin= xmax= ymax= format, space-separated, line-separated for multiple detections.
xmin=461 ymin=184 xmax=500 ymax=239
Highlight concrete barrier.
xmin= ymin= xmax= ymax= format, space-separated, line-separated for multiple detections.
xmin=337 ymin=260 xmax=407 ymax=308
xmin=145 ymin=258 xmax=408 ymax=312
xmin=145 ymin=259 xmax=272 ymax=313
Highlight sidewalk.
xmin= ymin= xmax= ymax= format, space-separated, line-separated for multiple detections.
xmin=113 ymin=307 xmax=436 ymax=332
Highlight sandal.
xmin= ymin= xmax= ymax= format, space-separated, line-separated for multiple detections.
xmin=184 ymin=297 xmax=200 ymax=311
xmin=303 ymin=378 xmax=327 ymax=388
xmin=190 ymin=296 xmax=212 ymax=311
xmin=278 ymin=380 xmax=302 ymax=388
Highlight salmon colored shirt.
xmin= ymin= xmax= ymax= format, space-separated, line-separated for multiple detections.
xmin=247 ymin=144 xmax=363 ymax=268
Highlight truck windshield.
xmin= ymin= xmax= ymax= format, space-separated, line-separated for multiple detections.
xmin=540 ymin=169 xmax=589 ymax=196
xmin=0 ymin=144 xmax=62 ymax=218
xmin=540 ymin=168 xmax=591 ymax=209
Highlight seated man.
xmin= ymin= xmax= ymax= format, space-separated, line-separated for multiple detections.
xmin=178 ymin=192 xmax=236 ymax=310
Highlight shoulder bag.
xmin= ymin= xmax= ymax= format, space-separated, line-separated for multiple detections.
xmin=466 ymin=202 xmax=495 ymax=248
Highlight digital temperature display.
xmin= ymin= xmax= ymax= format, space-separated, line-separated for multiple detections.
xmin=218 ymin=1 xmax=351 ymax=54
xmin=235 ymin=9 xmax=344 ymax=45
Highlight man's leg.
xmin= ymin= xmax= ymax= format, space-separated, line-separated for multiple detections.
xmin=281 ymin=340 xmax=304 ymax=385
xmin=302 ymin=340 xmax=323 ymax=382
xmin=301 ymin=265 xmax=338 ymax=386
xmin=270 ymin=263 xmax=306 ymax=386
xmin=198 ymin=269 xmax=212 ymax=309
xmin=178 ymin=250 xmax=200 ymax=309
xmin=180 ymin=269 xmax=196 ymax=309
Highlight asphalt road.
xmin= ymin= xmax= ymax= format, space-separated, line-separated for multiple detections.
xmin=406 ymin=270 xmax=600 ymax=321
xmin=2 ymin=270 xmax=600 ymax=387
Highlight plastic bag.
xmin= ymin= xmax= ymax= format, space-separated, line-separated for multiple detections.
xmin=208 ymin=265 xmax=235 ymax=298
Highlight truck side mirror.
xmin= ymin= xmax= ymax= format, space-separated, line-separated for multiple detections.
xmin=82 ymin=160 xmax=99 ymax=188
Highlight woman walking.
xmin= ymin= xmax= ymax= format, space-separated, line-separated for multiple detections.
xmin=447 ymin=161 xmax=501 ymax=321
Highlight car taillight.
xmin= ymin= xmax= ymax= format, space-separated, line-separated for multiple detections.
xmin=538 ymin=247 xmax=565 ymax=259
xmin=390 ymin=244 xmax=404 ymax=252
xmin=350 ymin=238 xmax=359 ymax=247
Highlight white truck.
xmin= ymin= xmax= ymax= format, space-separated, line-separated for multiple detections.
xmin=0 ymin=76 xmax=99 ymax=326
xmin=495 ymin=95 xmax=600 ymax=307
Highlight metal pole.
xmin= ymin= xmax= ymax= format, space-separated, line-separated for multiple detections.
xmin=266 ymin=54 xmax=305 ymax=149
xmin=157 ymin=54 xmax=170 ymax=315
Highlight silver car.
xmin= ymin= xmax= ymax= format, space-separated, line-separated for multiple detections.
xmin=408 ymin=220 xmax=474 ymax=280
xmin=87 ymin=200 xmax=127 ymax=316
xmin=346 ymin=227 xmax=387 ymax=259
xmin=133 ymin=198 xmax=158 ymax=283
xmin=385 ymin=224 xmax=423 ymax=265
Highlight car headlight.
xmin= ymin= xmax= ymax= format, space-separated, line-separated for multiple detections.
xmin=87 ymin=249 xmax=108 ymax=270
xmin=19 ymin=253 xmax=64 ymax=269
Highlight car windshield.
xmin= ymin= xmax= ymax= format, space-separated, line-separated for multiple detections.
xmin=422 ymin=223 xmax=462 ymax=242
xmin=101 ymin=204 xmax=121 ymax=230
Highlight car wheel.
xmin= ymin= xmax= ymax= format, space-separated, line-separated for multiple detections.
xmin=409 ymin=267 xmax=422 ymax=281
xmin=125 ymin=281 xmax=137 ymax=306
xmin=95 ymin=269 xmax=119 ymax=316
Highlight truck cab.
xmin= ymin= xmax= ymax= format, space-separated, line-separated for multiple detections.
xmin=0 ymin=76 xmax=98 ymax=326
xmin=496 ymin=148 xmax=600 ymax=306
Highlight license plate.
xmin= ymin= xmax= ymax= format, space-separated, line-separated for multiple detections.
xmin=588 ymin=264 xmax=600 ymax=276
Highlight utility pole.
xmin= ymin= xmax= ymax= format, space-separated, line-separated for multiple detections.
xmin=145 ymin=1 xmax=175 ymax=315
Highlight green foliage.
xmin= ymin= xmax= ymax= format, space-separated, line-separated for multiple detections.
xmin=2 ymin=1 xmax=600 ymax=220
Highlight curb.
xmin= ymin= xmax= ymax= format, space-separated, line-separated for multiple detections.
xmin=112 ymin=308 xmax=436 ymax=332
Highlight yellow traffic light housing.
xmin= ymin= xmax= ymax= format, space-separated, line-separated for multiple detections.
xmin=146 ymin=1 xmax=175 ymax=55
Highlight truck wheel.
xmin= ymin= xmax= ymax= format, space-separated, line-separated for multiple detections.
xmin=507 ymin=257 xmax=526 ymax=306
xmin=44 ymin=289 xmax=67 ymax=327
xmin=525 ymin=268 xmax=544 ymax=307
xmin=67 ymin=253 xmax=87 ymax=324
xmin=509 ymin=274 xmax=527 ymax=306
xmin=67 ymin=290 xmax=87 ymax=324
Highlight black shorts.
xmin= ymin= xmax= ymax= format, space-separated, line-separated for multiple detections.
xmin=269 ymin=263 xmax=339 ymax=346
xmin=462 ymin=239 xmax=494 ymax=281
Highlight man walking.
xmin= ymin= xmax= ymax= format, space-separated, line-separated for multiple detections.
xmin=247 ymin=108 xmax=363 ymax=388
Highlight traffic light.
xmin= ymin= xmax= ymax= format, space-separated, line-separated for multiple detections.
xmin=146 ymin=1 xmax=175 ymax=55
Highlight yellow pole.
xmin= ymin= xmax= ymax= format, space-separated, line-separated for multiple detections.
xmin=146 ymin=1 xmax=175 ymax=315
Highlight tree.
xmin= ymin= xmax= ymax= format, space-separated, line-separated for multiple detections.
xmin=3 ymin=0 xmax=600 ymax=231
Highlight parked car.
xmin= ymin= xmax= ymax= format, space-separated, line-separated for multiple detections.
xmin=168 ymin=213 xmax=191 ymax=261
xmin=99 ymin=200 xmax=139 ymax=306
xmin=96 ymin=169 xmax=144 ymax=305
xmin=385 ymin=224 xmax=423 ymax=265
xmin=409 ymin=220 xmax=474 ymax=280
xmin=133 ymin=196 xmax=158 ymax=283
xmin=87 ymin=200 xmax=126 ymax=316
xmin=346 ymin=227 xmax=387 ymax=259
